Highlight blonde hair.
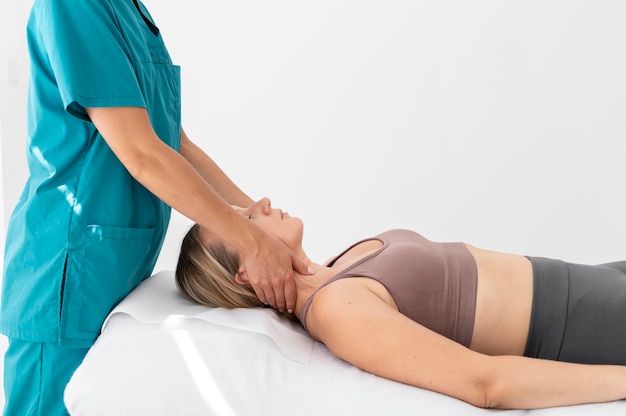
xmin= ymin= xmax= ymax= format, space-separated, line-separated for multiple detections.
xmin=175 ymin=224 xmax=296 ymax=320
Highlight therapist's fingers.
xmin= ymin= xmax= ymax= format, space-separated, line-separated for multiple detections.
xmin=282 ymin=253 xmax=315 ymax=312
xmin=248 ymin=269 xmax=294 ymax=312
xmin=291 ymin=255 xmax=315 ymax=277
xmin=243 ymin=231 xmax=306 ymax=312
xmin=264 ymin=270 xmax=290 ymax=312
xmin=249 ymin=269 xmax=292 ymax=312
xmin=270 ymin=268 xmax=293 ymax=313
xmin=249 ymin=276 xmax=275 ymax=308
xmin=282 ymin=272 xmax=297 ymax=313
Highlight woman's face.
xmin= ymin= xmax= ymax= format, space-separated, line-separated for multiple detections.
xmin=234 ymin=197 xmax=304 ymax=251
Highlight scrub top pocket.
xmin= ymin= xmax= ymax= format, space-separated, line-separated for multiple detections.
xmin=2 ymin=0 xmax=181 ymax=346
xmin=79 ymin=224 xmax=156 ymax=333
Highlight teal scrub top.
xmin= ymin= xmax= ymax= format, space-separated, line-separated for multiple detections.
xmin=1 ymin=0 xmax=181 ymax=347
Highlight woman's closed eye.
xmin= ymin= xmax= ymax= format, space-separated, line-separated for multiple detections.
xmin=231 ymin=206 xmax=251 ymax=220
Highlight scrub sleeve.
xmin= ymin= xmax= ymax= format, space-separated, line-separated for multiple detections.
xmin=1 ymin=0 xmax=181 ymax=414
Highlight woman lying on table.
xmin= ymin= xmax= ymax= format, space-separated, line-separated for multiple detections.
xmin=175 ymin=197 xmax=626 ymax=410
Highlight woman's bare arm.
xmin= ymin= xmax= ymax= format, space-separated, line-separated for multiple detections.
xmin=306 ymin=280 xmax=626 ymax=410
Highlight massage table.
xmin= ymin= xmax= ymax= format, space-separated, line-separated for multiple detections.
xmin=64 ymin=270 xmax=626 ymax=415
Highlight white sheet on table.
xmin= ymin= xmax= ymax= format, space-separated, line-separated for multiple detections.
xmin=65 ymin=270 xmax=626 ymax=416
xmin=103 ymin=270 xmax=314 ymax=364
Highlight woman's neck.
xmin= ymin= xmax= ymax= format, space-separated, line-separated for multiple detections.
xmin=292 ymin=257 xmax=335 ymax=319
xmin=291 ymin=238 xmax=385 ymax=318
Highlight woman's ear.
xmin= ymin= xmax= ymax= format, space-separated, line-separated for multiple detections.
xmin=234 ymin=267 xmax=249 ymax=285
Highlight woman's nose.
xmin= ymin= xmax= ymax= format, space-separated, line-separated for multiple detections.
xmin=253 ymin=197 xmax=271 ymax=215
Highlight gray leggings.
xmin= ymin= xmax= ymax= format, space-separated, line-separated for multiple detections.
xmin=524 ymin=257 xmax=626 ymax=365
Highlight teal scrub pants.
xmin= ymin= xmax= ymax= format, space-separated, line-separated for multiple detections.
xmin=3 ymin=339 xmax=89 ymax=416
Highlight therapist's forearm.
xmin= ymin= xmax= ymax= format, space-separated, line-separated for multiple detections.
xmin=179 ymin=128 xmax=254 ymax=208
xmin=127 ymin=136 xmax=259 ymax=249
xmin=85 ymin=106 xmax=259 ymax=251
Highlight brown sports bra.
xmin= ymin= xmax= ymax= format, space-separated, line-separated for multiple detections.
xmin=299 ymin=229 xmax=478 ymax=347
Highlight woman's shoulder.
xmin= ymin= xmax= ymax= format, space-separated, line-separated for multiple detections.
xmin=304 ymin=277 xmax=398 ymax=340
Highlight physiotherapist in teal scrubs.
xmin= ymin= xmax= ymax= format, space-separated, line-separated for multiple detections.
xmin=0 ymin=1 xmax=313 ymax=414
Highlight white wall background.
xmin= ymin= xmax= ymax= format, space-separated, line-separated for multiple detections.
xmin=2 ymin=0 xmax=626 ymax=275
xmin=2 ymin=0 xmax=31 ymax=256
xmin=0 ymin=0 xmax=625 ymax=408
xmin=0 ymin=0 xmax=31 ymax=406
xmin=0 ymin=112 xmax=4 ymax=270
xmin=149 ymin=0 xmax=626 ymax=268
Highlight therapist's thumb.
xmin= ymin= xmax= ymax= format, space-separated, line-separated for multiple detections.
xmin=292 ymin=256 xmax=315 ymax=276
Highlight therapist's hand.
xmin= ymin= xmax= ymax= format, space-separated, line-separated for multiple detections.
xmin=239 ymin=228 xmax=313 ymax=314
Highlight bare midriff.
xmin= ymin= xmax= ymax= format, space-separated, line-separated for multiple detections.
xmin=315 ymin=238 xmax=534 ymax=356
xmin=465 ymin=244 xmax=533 ymax=356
